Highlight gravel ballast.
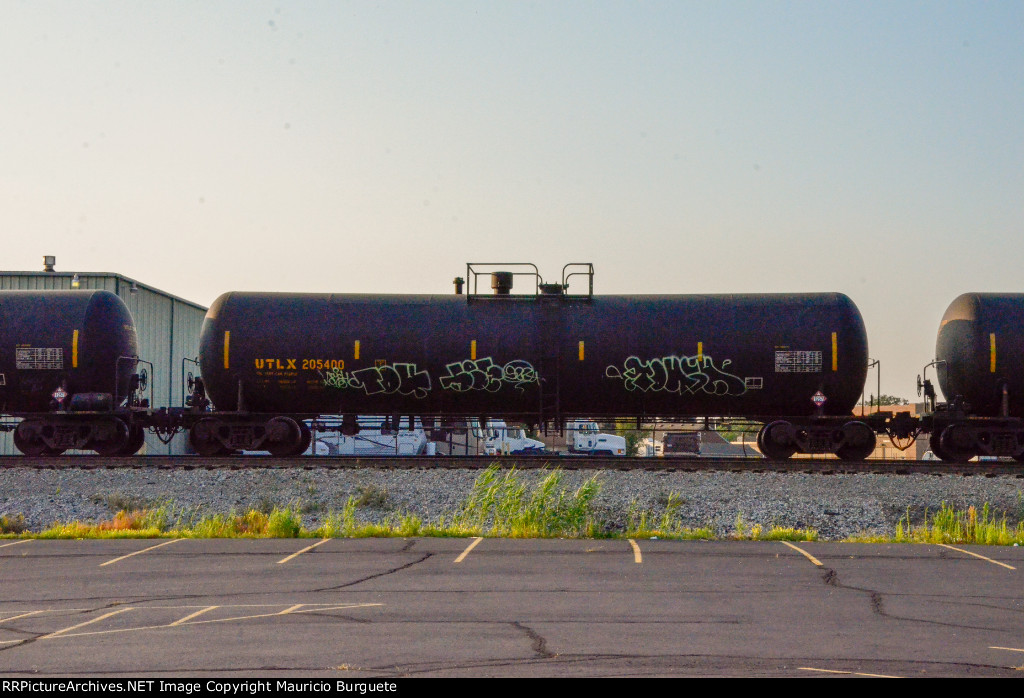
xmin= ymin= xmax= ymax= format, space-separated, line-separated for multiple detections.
xmin=3 ymin=467 xmax=1024 ymax=539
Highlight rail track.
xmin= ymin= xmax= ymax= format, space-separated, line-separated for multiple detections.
xmin=1 ymin=455 xmax=1023 ymax=476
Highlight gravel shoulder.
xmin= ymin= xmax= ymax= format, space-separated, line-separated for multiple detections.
xmin=3 ymin=467 xmax=1024 ymax=539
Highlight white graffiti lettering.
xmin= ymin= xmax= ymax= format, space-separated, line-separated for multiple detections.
xmin=439 ymin=357 xmax=539 ymax=393
xmin=322 ymin=363 xmax=431 ymax=399
xmin=605 ymin=355 xmax=747 ymax=396
xmin=322 ymin=368 xmax=362 ymax=390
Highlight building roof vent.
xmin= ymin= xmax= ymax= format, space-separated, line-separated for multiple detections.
xmin=43 ymin=255 xmax=55 ymax=272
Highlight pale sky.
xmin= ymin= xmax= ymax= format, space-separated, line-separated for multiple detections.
xmin=2 ymin=1 xmax=1021 ymax=400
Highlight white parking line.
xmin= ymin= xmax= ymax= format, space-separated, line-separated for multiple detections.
xmin=0 ymin=610 xmax=44 ymax=624
xmin=0 ymin=540 xmax=32 ymax=549
xmin=991 ymin=646 xmax=1024 ymax=653
xmin=100 ymin=539 xmax=182 ymax=567
xmin=40 ymin=603 xmax=383 ymax=640
xmin=169 ymin=606 xmax=219 ymax=626
xmin=780 ymin=541 xmax=823 ymax=567
xmin=278 ymin=538 xmax=330 ymax=564
xmin=937 ymin=544 xmax=1016 ymax=570
xmin=454 ymin=537 xmax=483 ymax=563
xmin=799 ymin=667 xmax=901 ymax=678
xmin=39 ymin=608 xmax=133 ymax=639
xmin=628 ymin=539 xmax=642 ymax=563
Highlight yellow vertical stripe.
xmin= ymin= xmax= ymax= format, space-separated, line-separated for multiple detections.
xmin=578 ymin=341 xmax=585 ymax=361
xmin=72 ymin=330 xmax=79 ymax=368
xmin=697 ymin=342 xmax=703 ymax=361
xmin=831 ymin=332 xmax=838 ymax=371
xmin=990 ymin=333 xmax=996 ymax=373
xmin=354 ymin=340 xmax=360 ymax=360
xmin=224 ymin=331 xmax=230 ymax=369
xmin=471 ymin=340 xmax=477 ymax=360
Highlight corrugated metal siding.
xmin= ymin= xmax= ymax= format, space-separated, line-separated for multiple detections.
xmin=0 ymin=271 xmax=207 ymax=455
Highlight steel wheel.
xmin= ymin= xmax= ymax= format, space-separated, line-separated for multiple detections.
xmin=297 ymin=422 xmax=313 ymax=455
xmin=118 ymin=425 xmax=147 ymax=456
xmin=757 ymin=421 xmax=797 ymax=460
xmin=836 ymin=421 xmax=876 ymax=461
xmin=189 ymin=418 xmax=229 ymax=456
xmin=13 ymin=422 xmax=47 ymax=456
xmin=92 ymin=418 xmax=130 ymax=457
xmin=937 ymin=425 xmax=974 ymax=463
xmin=265 ymin=416 xmax=303 ymax=457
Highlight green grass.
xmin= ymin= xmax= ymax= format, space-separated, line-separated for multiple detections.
xmin=623 ymin=492 xmax=716 ymax=540
xmin=0 ymin=514 xmax=28 ymax=535
xmin=450 ymin=466 xmax=603 ymax=538
xmin=729 ymin=513 xmax=819 ymax=542
xmin=890 ymin=502 xmax=1024 ymax=545
xmin=36 ymin=507 xmax=171 ymax=539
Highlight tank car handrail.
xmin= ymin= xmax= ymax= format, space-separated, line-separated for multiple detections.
xmin=918 ymin=359 xmax=946 ymax=414
xmin=182 ymin=356 xmax=201 ymax=410
xmin=116 ymin=355 xmax=152 ymax=412
xmin=463 ymin=262 xmax=595 ymax=300
xmin=465 ymin=262 xmax=540 ymax=297
xmin=561 ymin=263 xmax=594 ymax=297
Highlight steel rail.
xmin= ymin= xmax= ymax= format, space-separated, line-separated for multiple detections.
xmin=1 ymin=455 xmax=1022 ymax=476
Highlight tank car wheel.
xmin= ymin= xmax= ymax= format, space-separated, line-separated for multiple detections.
xmin=13 ymin=422 xmax=48 ymax=456
xmin=265 ymin=416 xmax=303 ymax=457
xmin=190 ymin=418 xmax=230 ymax=456
xmin=927 ymin=439 xmax=954 ymax=463
xmin=92 ymin=418 xmax=130 ymax=457
xmin=297 ymin=422 xmax=313 ymax=456
xmin=937 ymin=425 xmax=975 ymax=463
xmin=836 ymin=421 xmax=876 ymax=461
xmin=757 ymin=421 xmax=797 ymax=460
xmin=118 ymin=425 xmax=147 ymax=456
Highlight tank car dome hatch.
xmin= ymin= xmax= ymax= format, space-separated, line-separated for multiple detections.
xmin=490 ymin=272 xmax=514 ymax=295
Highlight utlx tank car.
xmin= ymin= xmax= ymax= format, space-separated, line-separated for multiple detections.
xmin=0 ymin=290 xmax=148 ymax=455
xmin=190 ymin=264 xmax=875 ymax=459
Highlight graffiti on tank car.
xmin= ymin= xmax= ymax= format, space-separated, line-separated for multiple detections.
xmin=321 ymin=367 xmax=362 ymax=390
xmin=322 ymin=363 xmax=431 ymax=399
xmin=440 ymin=357 xmax=539 ymax=393
xmin=439 ymin=358 xmax=502 ymax=392
xmin=502 ymin=360 xmax=539 ymax=390
xmin=605 ymin=354 xmax=748 ymax=396
xmin=353 ymin=363 xmax=432 ymax=398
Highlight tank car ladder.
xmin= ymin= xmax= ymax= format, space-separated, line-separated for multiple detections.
xmin=538 ymin=301 xmax=562 ymax=435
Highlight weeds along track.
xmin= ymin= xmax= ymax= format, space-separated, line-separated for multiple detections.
xmin=1 ymin=455 xmax=1023 ymax=476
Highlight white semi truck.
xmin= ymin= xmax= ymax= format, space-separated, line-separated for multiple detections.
xmin=470 ymin=419 xmax=547 ymax=456
xmin=565 ymin=420 xmax=627 ymax=456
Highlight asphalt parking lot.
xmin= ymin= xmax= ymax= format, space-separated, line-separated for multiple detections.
xmin=1 ymin=537 xmax=1022 ymax=677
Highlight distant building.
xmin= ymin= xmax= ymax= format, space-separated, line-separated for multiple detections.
xmin=1 ymin=259 xmax=208 ymax=455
